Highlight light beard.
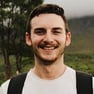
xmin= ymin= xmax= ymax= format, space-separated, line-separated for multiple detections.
xmin=36 ymin=56 xmax=57 ymax=66
xmin=32 ymin=41 xmax=66 ymax=66
xmin=34 ymin=50 xmax=64 ymax=66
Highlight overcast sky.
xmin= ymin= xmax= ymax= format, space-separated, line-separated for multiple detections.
xmin=44 ymin=0 xmax=94 ymax=18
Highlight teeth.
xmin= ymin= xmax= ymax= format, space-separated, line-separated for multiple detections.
xmin=39 ymin=44 xmax=58 ymax=49
xmin=44 ymin=47 xmax=54 ymax=50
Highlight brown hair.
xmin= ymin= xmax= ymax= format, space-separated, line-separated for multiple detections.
xmin=26 ymin=4 xmax=70 ymax=33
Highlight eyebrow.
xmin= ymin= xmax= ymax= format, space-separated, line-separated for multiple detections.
xmin=34 ymin=28 xmax=46 ymax=31
xmin=52 ymin=27 xmax=63 ymax=30
xmin=34 ymin=27 xmax=63 ymax=31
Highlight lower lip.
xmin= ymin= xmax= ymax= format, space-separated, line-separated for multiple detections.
xmin=42 ymin=48 xmax=54 ymax=53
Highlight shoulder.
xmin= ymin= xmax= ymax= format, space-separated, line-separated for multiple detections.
xmin=93 ymin=77 xmax=94 ymax=87
xmin=92 ymin=77 xmax=94 ymax=94
xmin=1 ymin=79 xmax=10 ymax=94
xmin=0 ymin=73 xmax=27 ymax=94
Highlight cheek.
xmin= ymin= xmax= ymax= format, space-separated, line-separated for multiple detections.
xmin=31 ymin=36 xmax=42 ymax=46
xmin=32 ymin=38 xmax=39 ymax=45
xmin=57 ymin=35 xmax=66 ymax=44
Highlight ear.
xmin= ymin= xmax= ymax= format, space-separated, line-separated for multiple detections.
xmin=65 ymin=32 xmax=71 ymax=47
xmin=25 ymin=32 xmax=32 ymax=46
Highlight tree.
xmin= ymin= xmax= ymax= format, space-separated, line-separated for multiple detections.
xmin=0 ymin=0 xmax=13 ymax=79
xmin=0 ymin=0 xmax=43 ymax=79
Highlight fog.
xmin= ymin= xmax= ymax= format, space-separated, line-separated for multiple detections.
xmin=44 ymin=0 xmax=94 ymax=18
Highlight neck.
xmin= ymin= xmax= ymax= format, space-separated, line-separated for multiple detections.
xmin=32 ymin=55 xmax=66 ymax=80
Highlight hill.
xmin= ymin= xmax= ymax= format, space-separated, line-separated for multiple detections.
xmin=66 ymin=16 xmax=94 ymax=54
xmin=0 ymin=16 xmax=94 ymax=85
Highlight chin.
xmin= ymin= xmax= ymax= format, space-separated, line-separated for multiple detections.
xmin=38 ymin=57 xmax=57 ymax=65
xmin=34 ymin=53 xmax=58 ymax=65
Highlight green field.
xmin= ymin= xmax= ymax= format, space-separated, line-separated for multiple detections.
xmin=0 ymin=16 xmax=94 ymax=85
xmin=0 ymin=52 xmax=94 ymax=85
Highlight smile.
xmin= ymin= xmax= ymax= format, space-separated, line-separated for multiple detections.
xmin=43 ymin=47 xmax=55 ymax=50
xmin=39 ymin=44 xmax=58 ymax=50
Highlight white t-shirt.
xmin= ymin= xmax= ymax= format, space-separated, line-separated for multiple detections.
xmin=0 ymin=67 xmax=94 ymax=94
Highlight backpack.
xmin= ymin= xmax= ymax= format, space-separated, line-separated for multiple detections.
xmin=7 ymin=71 xmax=93 ymax=94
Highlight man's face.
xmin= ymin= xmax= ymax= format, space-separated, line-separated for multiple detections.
xmin=26 ymin=14 xmax=71 ymax=64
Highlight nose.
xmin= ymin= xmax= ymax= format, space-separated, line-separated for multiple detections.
xmin=43 ymin=32 xmax=54 ymax=43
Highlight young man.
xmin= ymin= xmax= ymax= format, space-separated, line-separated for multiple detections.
xmin=0 ymin=4 xmax=94 ymax=94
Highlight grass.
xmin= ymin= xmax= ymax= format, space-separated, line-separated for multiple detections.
xmin=0 ymin=53 xmax=94 ymax=85
xmin=0 ymin=55 xmax=6 ymax=85
xmin=65 ymin=53 xmax=94 ymax=74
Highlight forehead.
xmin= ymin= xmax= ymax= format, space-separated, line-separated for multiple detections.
xmin=30 ymin=14 xmax=65 ymax=29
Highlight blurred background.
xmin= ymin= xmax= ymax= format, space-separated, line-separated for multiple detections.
xmin=0 ymin=0 xmax=94 ymax=85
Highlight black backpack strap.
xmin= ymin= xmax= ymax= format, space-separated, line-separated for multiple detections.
xmin=76 ymin=71 xmax=93 ymax=94
xmin=8 ymin=73 xmax=27 ymax=94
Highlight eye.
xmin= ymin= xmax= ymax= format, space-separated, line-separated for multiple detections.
xmin=34 ymin=28 xmax=46 ymax=35
xmin=53 ymin=30 xmax=62 ymax=35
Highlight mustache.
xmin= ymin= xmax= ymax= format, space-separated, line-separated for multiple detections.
xmin=38 ymin=42 xmax=58 ymax=49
